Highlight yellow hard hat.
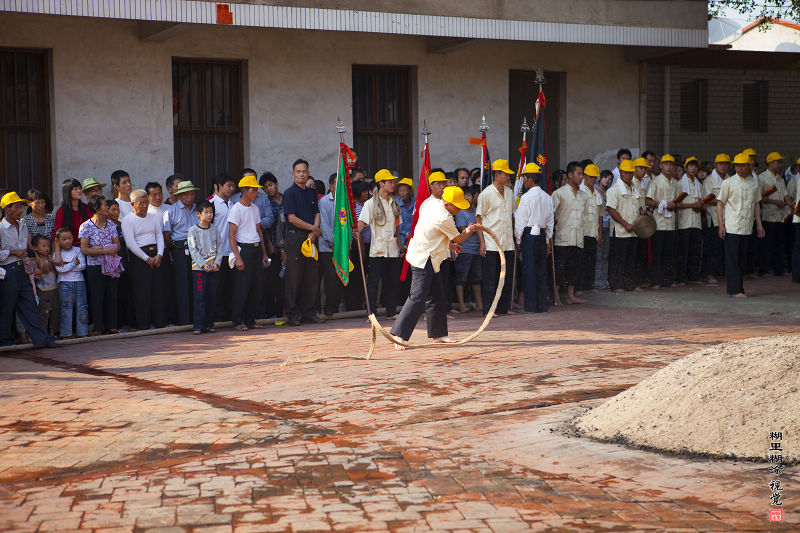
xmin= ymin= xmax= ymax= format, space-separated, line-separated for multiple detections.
xmin=661 ymin=154 xmax=676 ymax=163
xmin=684 ymin=156 xmax=700 ymax=167
xmin=732 ymin=153 xmax=750 ymax=165
xmin=619 ymin=160 xmax=636 ymax=173
xmin=301 ymin=238 xmax=318 ymax=261
xmin=743 ymin=148 xmax=757 ymax=157
xmin=442 ymin=186 xmax=470 ymax=210
xmin=428 ymin=171 xmax=447 ymax=183
xmin=238 ymin=175 xmax=263 ymax=188
xmin=491 ymin=159 xmax=515 ymax=175
xmin=632 ymin=157 xmax=648 ymax=168
xmin=374 ymin=169 xmax=399 ymax=182
xmin=583 ymin=164 xmax=600 ymax=178
xmin=521 ymin=162 xmax=542 ymax=175
xmin=397 ymin=177 xmax=413 ymax=187
xmin=715 ymin=153 xmax=731 ymax=163
xmin=0 ymin=191 xmax=25 ymax=209
xmin=766 ymin=152 xmax=783 ymax=164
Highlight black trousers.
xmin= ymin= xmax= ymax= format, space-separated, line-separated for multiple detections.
xmin=609 ymin=237 xmax=637 ymax=291
xmin=758 ymin=221 xmax=786 ymax=276
xmin=581 ymin=237 xmax=597 ymax=291
xmin=702 ymin=225 xmax=724 ymax=277
xmin=127 ymin=246 xmax=168 ymax=330
xmin=521 ymin=230 xmax=548 ymax=312
xmin=366 ymin=256 xmax=400 ymax=316
xmin=86 ymin=265 xmax=118 ymax=333
xmin=676 ymin=228 xmax=702 ymax=283
xmin=554 ymin=245 xmax=581 ymax=289
xmin=724 ymin=233 xmax=749 ymax=295
xmin=390 ymin=259 xmax=448 ymax=341
xmin=651 ymin=230 xmax=676 ymax=286
xmin=193 ymin=270 xmax=220 ymax=331
xmin=232 ymin=244 xmax=264 ymax=326
xmin=169 ymin=242 xmax=192 ymax=325
xmin=793 ymin=224 xmax=800 ymax=283
xmin=0 ymin=261 xmax=50 ymax=347
xmin=263 ymin=251 xmax=284 ymax=318
xmin=634 ymin=238 xmax=650 ymax=287
xmin=284 ymin=229 xmax=320 ymax=322
xmin=481 ymin=250 xmax=514 ymax=315
xmin=215 ymin=261 xmax=235 ymax=321
xmin=319 ymin=251 xmax=345 ymax=315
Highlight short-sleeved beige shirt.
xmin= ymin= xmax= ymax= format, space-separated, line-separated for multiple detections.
xmin=405 ymin=198 xmax=459 ymax=272
xmin=703 ymin=175 xmax=725 ymax=227
xmin=358 ymin=194 xmax=399 ymax=258
xmin=646 ymin=174 xmax=677 ymax=231
xmin=552 ymin=185 xmax=586 ymax=248
xmin=758 ymin=169 xmax=789 ymax=223
xmin=719 ymin=174 xmax=758 ymax=236
xmin=579 ymin=183 xmax=599 ymax=239
xmin=606 ymin=179 xmax=639 ymax=238
xmin=677 ymin=177 xmax=702 ymax=230
xmin=475 ymin=184 xmax=515 ymax=252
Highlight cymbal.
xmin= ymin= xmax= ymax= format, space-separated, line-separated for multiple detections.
xmin=633 ymin=215 xmax=656 ymax=239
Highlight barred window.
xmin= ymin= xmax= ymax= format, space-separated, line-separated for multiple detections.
xmin=679 ymin=79 xmax=707 ymax=132
xmin=743 ymin=80 xmax=768 ymax=132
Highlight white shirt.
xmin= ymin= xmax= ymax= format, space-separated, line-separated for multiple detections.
xmin=117 ymin=199 xmax=133 ymax=218
xmin=121 ymin=212 xmax=165 ymax=261
xmin=212 ymin=194 xmax=233 ymax=255
xmin=358 ymin=194 xmax=399 ymax=258
xmin=514 ymin=186 xmax=554 ymax=244
xmin=55 ymin=246 xmax=86 ymax=282
xmin=405 ymin=198 xmax=459 ymax=272
xmin=0 ymin=217 xmax=28 ymax=266
xmin=552 ymin=185 xmax=586 ymax=248
xmin=227 ymin=201 xmax=260 ymax=244
xmin=147 ymin=204 xmax=165 ymax=219
xmin=475 ymin=184 xmax=515 ymax=252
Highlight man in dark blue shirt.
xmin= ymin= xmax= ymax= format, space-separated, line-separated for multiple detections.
xmin=283 ymin=159 xmax=323 ymax=325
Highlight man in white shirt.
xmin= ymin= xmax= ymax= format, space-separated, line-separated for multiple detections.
xmin=476 ymin=159 xmax=516 ymax=315
xmin=610 ymin=148 xmax=632 ymax=184
xmin=606 ymin=160 xmax=647 ymax=292
xmin=390 ymin=187 xmax=481 ymax=350
xmin=757 ymin=152 xmax=792 ymax=276
xmin=357 ymin=169 xmax=401 ymax=318
xmin=228 ymin=175 xmax=270 ymax=330
xmin=645 ymin=154 xmax=680 ymax=288
xmin=211 ymin=173 xmax=237 ymax=321
xmin=514 ymin=163 xmax=553 ymax=313
xmin=111 ymin=170 xmax=133 ymax=217
xmin=552 ymin=162 xmax=587 ymax=304
xmin=579 ymin=164 xmax=603 ymax=293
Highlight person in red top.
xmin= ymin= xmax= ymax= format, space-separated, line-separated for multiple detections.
xmin=53 ymin=178 xmax=92 ymax=264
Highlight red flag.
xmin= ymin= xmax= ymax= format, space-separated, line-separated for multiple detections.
xmin=399 ymin=142 xmax=431 ymax=281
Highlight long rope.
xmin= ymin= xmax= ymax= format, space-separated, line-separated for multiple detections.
xmin=281 ymin=227 xmax=506 ymax=366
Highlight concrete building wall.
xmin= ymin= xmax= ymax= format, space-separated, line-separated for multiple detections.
xmin=647 ymin=63 xmax=800 ymax=164
xmin=731 ymin=23 xmax=800 ymax=52
xmin=1 ymin=12 xmax=641 ymax=195
xmin=211 ymin=0 xmax=709 ymax=29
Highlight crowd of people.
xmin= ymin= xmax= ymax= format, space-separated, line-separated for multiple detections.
xmin=1 ymin=147 xmax=799 ymax=348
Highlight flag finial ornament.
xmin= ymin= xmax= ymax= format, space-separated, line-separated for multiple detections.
xmin=535 ymin=67 xmax=546 ymax=86
xmin=336 ymin=116 xmax=347 ymax=134
xmin=479 ymin=115 xmax=490 ymax=133
xmin=521 ymin=117 xmax=530 ymax=135
xmin=421 ymin=120 xmax=431 ymax=138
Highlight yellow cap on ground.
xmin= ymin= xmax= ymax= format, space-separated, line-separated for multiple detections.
xmin=238 ymin=175 xmax=263 ymax=188
xmin=715 ymin=153 xmax=731 ymax=163
xmin=619 ymin=160 xmax=636 ymax=173
xmin=428 ymin=171 xmax=447 ymax=183
xmin=1 ymin=191 xmax=25 ymax=209
xmin=397 ymin=178 xmax=413 ymax=187
xmin=374 ymin=169 xmax=399 ymax=182
xmin=491 ymin=159 xmax=515 ymax=175
xmin=661 ymin=154 xmax=676 ymax=163
xmin=684 ymin=156 xmax=700 ymax=166
xmin=732 ymin=153 xmax=750 ymax=165
xmin=583 ymin=164 xmax=600 ymax=178
xmin=743 ymin=148 xmax=757 ymax=157
xmin=442 ymin=186 xmax=470 ymax=210
xmin=632 ymin=157 xmax=648 ymax=168
xmin=521 ymin=162 xmax=541 ymax=175
xmin=301 ymin=238 xmax=318 ymax=261
xmin=765 ymin=152 xmax=783 ymax=164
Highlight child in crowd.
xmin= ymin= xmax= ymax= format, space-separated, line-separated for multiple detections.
xmin=188 ymin=200 xmax=222 ymax=334
xmin=453 ymin=185 xmax=483 ymax=313
xmin=54 ymin=227 xmax=88 ymax=338
xmin=31 ymin=235 xmax=59 ymax=337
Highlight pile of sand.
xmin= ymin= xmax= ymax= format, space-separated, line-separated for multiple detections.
xmin=575 ymin=335 xmax=800 ymax=462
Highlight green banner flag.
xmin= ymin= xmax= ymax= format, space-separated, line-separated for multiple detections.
xmin=333 ymin=151 xmax=353 ymax=285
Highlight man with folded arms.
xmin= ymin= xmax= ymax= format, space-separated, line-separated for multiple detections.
xmin=552 ymin=161 xmax=587 ymax=304
xmin=758 ymin=152 xmax=792 ymax=276
xmin=514 ymin=163 xmax=553 ymax=312
xmin=645 ymin=154 xmax=680 ymax=288
xmin=702 ymin=154 xmax=730 ymax=285
xmin=606 ymin=160 xmax=646 ymax=293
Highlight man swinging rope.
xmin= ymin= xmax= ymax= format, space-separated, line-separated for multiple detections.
xmin=390 ymin=185 xmax=483 ymax=351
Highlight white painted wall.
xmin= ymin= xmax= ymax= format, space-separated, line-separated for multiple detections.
xmin=1 ymin=12 xmax=640 ymax=195
xmin=731 ymin=23 xmax=800 ymax=52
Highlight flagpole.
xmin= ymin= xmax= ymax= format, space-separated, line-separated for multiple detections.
xmin=511 ymin=117 xmax=529 ymax=308
xmin=479 ymin=115 xmax=489 ymax=190
xmin=337 ymin=118 xmax=372 ymax=315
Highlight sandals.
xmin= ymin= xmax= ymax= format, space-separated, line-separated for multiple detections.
xmin=432 ymin=336 xmax=456 ymax=344
xmin=235 ymin=325 xmax=249 ymax=331
xmin=193 ymin=330 xmax=202 ymax=335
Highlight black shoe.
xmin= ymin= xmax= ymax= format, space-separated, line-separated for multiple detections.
xmin=42 ymin=340 xmax=61 ymax=349
xmin=289 ymin=319 xmax=302 ymax=326
xmin=303 ymin=316 xmax=326 ymax=324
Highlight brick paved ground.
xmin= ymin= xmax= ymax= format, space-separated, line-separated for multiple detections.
xmin=1 ymin=277 xmax=799 ymax=532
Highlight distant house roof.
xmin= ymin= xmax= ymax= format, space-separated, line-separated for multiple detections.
xmin=741 ymin=17 xmax=800 ymax=33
